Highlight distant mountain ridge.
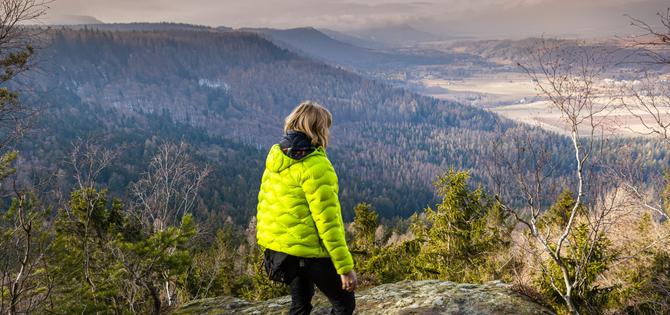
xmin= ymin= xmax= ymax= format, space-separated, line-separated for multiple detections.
xmin=57 ymin=22 xmax=216 ymax=32
xmin=443 ymin=38 xmax=661 ymax=65
xmin=44 ymin=14 xmax=104 ymax=25
xmin=345 ymin=24 xmax=444 ymax=47
xmin=40 ymin=23 xmax=471 ymax=71
xmin=319 ymin=28 xmax=389 ymax=50
xmin=241 ymin=26 xmax=469 ymax=70
xmin=240 ymin=26 xmax=396 ymax=69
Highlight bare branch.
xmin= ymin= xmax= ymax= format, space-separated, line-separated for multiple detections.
xmin=67 ymin=138 xmax=121 ymax=190
xmin=131 ymin=142 xmax=210 ymax=232
xmin=497 ymin=38 xmax=617 ymax=315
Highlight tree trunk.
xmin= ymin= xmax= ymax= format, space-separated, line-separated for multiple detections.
xmin=563 ymin=294 xmax=580 ymax=315
xmin=148 ymin=284 xmax=161 ymax=315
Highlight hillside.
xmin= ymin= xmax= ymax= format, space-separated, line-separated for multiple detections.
xmin=345 ymin=24 xmax=444 ymax=47
xmin=437 ymin=38 xmax=663 ymax=66
xmin=57 ymin=22 xmax=217 ymax=32
xmin=243 ymin=27 xmax=464 ymax=71
xmin=17 ymin=27 xmax=518 ymax=223
xmin=16 ymin=26 xmax=667 ymax=224
xmin=319 ymin=28 xmax=389 ymax=50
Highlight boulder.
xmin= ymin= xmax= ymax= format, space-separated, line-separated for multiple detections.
xmin=175 ymin=280 xmax=555 ymax=314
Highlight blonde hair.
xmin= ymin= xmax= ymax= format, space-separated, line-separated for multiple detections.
xmin=284 ymin=101 xmax=333 ymax=148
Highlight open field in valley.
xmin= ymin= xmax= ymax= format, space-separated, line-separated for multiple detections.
xmin=417 ymin=72 xmax=670 ymax=137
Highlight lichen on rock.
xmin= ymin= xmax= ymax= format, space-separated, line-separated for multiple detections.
xmin=175 ymin=280 xmax=555 ymax=314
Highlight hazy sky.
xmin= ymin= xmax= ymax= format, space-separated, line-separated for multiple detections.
xmin=44 ymin=0 xmax=668 ymax=38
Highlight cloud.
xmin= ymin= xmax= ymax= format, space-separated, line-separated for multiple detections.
xmin=44 ymin=0 xmax=669 ymax=37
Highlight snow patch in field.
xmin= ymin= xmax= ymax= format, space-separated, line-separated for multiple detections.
xmin=198 ymin=79 xmax=230 ymax=91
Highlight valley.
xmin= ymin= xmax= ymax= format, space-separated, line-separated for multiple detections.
xmin=416 ymin=72 xmax=670 ymax=137
xmin=279 ymin=29 xmax=670 ymax=137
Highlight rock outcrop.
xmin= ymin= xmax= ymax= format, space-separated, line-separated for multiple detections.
xmin=175 ymin=280 xmax=555 ymax=314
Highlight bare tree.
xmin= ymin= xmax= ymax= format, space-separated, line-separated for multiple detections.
xmin=130 ymin=142 xmax=209 ymax=307
xmin=604 ymin=145 xmax=668 ymax=220
xmin=0 ymin=180 xmax=52 ymax=315
xmin=620 ymin=8 xmax=670 ymax=143
xmin=67 ymin=138 xmax=121 ymax=190
xmin=131 ymin=142 xmax=210 ymax=233
xmin=0 ymin=2 xmax=52 ymax=314
xmin=493 ymin=39 xmax=616 ymax=314
xmin=0 ymin=0 xmax=50 ymax=153
xmin=0 ymin=0 xmax=49 ymax=48
xmin=625 ymin=8 xmax=670 ymax=65
xmin=617 ymin=9 xmax=670 ymax=219
xmin=619 ymin=72 xmax=670 ymax=144
xmin=62 ymin=140 xmax=120 ymax=295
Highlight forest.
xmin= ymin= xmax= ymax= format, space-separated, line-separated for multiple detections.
xmin=2 ymin=1 xmax=670 ymax=314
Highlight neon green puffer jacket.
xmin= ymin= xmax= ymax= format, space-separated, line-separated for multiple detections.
xmin=256 ymin=144 xmax=354 ymax=275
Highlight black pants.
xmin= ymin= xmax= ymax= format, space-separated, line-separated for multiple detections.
xmin=289 ymin=257 xmax=355 ymax=315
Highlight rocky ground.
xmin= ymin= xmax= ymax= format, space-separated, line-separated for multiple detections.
xmin=175 ymin=280 xmax=556 ymax=314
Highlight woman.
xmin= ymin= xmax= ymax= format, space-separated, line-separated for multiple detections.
xmin=256 ymin=101 xmax=357 ymax=315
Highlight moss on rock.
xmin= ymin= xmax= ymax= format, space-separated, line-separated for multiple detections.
xmin=175 ymin=280 xmax=555 ymax=315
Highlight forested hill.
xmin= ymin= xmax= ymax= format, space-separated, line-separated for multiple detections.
xmin=17 ymin=28 xmax=558 ymax=223
xmin=17 ymin=28 xmax=514 ymax=221
xmin=241 ymin=27 xmax=460 ymax=70
xmin=34 ymin=29 xmax=503 ymax=140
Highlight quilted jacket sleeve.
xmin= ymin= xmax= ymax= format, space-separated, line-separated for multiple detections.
xmin=300 ymin=156 xmax=354 ymax=275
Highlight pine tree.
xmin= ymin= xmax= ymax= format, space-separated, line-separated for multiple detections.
xmin=411 ymin=169 xmax=513 ymax=283
xmin=352 ymin=202 xmax=379 ymax=252
xmin=241 ymin=247 xmax=289 ymax=301
xmin=49 ymin=188 xmax=197 ymax=314
xmin=185 ymin=224 xmax=251 ymax=298
xmin=49 ymin=188 xmax=126 ymax=313
xmin=534 ymin=190 xmax=616 ymax=314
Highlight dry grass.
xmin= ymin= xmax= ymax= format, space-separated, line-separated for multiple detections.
xmin=506 ymin=186 xmax=670 ymax=313
xmin=419 ymin=73 xmax=670 ymax=138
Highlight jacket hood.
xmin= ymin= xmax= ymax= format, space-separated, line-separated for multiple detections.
xmin=265 ymin=131 xmax=321 ymax=173
xmin=279 ymin=131 xmax=315 ymax=159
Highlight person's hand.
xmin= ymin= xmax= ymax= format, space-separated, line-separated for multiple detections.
xmin=340 ymin=270 xmax=358 ymax=292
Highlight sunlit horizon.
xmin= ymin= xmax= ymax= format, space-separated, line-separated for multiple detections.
xmin=43 ymin=0 xmax=668 ymax=39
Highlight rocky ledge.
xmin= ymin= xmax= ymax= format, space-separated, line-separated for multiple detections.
xmin=175 ymin=280 xmax=555 ymax=314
